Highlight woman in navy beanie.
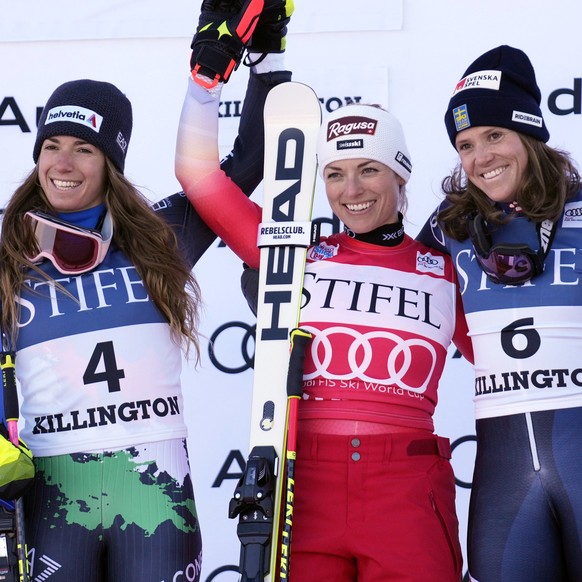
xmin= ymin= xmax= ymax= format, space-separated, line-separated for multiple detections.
xmin=418 ymin=45 xmax=582 ymax=581
xmin=0 ymin=1 xmax=293 ymax=580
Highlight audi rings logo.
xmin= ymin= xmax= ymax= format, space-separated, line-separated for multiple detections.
xmin=417 ymin=255 xmax=440 ymax=266
xmin=451 ymin=435 xmax=477 ymax=489
xmin=209 ymin=321 xmax=255 ymax=374
xmin=302 ymin=325 xmax=438 ymax=393
xmin=564 ymin=205 xmax=582 ymax=217
xmin=205 ymin=565 xmax=240 ymax=581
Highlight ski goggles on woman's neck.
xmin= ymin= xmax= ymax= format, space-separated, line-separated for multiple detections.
xmin=25 ymin=210 xmax=113 ymax=275
xmin=467 ymin=213 xmax=555 ymax=285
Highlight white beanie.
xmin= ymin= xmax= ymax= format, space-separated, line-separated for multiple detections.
xmin=316 ymin=104 xmax=412 ymax=182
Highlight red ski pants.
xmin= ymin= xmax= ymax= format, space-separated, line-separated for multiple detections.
xmin=289 ymin=431 xmax=462 ymax=581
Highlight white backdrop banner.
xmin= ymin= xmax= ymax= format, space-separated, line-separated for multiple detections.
xmin=2 ymin=1 xmax=582 ymax=580
xmin=0 ymin=0 xmax=402 ymax=41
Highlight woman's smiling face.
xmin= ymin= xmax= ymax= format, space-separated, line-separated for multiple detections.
xmin=38 ymin=135 xmax=107 ymax=212
xmin=455 ymin=126 xmax=529 ymax=203
xmin=323 ymin=158 xmax=403 ymax=233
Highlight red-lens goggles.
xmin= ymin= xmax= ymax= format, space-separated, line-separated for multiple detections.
xmin=25 ymin=210 xmax=113 ymax=275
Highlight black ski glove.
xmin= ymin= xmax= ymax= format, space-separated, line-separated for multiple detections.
xmin=190 ymin=0 xmax=264 ymax=88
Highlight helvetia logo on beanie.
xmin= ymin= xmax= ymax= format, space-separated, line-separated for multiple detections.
xmin=45 ymin=105 xmax=104 ymax=133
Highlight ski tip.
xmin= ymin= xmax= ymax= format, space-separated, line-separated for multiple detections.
xmin=264 ymin=81 xmax=322 ymax=122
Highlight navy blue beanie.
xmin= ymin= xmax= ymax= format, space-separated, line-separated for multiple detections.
xmin=33 ymin=79 xmax=133 ymax=173
xmin=445 ymin=45 xmax=549 ymax=147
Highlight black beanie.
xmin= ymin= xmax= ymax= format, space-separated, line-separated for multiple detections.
xmin=33 ymin=79 xmax=133 ymax=173
xmin=444 ymin=45 xmax=549 ymax=147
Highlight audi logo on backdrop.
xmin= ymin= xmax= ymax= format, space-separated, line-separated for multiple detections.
xmin=208 ymin=321 xmax=256 ymax=374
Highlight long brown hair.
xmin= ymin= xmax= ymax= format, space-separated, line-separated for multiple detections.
xmin=437 ymin=134 xmax=581 ymax=241
xmin=0 ymin=159 xmax=202 ymax=360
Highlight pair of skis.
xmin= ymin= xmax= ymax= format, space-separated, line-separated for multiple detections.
xmin=229 ymin=81 xmax=321 ymax=581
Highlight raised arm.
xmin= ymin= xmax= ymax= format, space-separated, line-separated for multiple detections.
xmin=175 ymin=77 xmax=263 ymax=268
xmin=175 ymin=0 xmax=293 ymax=269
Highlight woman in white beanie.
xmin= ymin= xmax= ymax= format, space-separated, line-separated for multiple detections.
xmin=418 ymin=45 xmax=582 ymax=581
xmin=0 ymin=1 xmax=292 ymax=579
xmin=177 ymin=85 xmax=473 ymax=578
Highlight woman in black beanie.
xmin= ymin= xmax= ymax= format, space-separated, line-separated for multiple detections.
xmin=0 ymin=1 xmax=292 ymax=580
xmin=418 ymin=45 xmax=582 ymax=582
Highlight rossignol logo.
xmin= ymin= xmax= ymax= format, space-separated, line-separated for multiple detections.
xmin=562 ymin=201 xmax=582 ymax=227
xmin=416 ymin=251 xmax=445 ymax=275
xmin=512 ymin=110 xmax=543 ymax=128
xmin=395 ymin=151 xmax=412 ymax=173
xmin=44 ymin=105 xmax=103 ymax=132
xmin=327 ymin=116 xmax=377 ymax=141
xmin=452 ymin=69 xmax=501 ymax=95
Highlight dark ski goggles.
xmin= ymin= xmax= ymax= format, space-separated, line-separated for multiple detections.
xmin=467 ymin=213 xmax=553 ymax=285
xmin=25 ymin=210 xmax=113 ymax=275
